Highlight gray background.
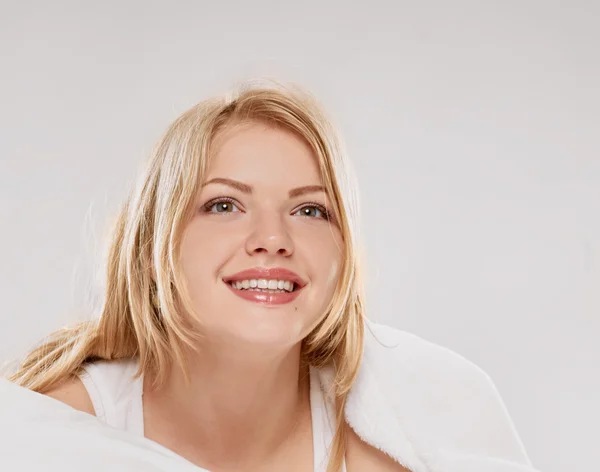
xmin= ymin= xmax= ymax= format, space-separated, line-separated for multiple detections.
xmin=1 ymin=1 xmax=598 ymax=471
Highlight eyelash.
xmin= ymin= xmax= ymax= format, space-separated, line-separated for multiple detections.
xmin=201 ymin=197 xmax=239 ymax=214
xmin=297 ymin=201 xmax=331 ymax=221
xmin=200 ymin=197 xmax=332 ymax=221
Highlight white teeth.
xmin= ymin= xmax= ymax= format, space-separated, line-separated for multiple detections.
xmin=229 ymin=278 xmax=296 ymax=292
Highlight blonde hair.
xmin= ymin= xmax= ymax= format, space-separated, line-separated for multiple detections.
xmin=8 ymin=81 xmax=365 ymax=472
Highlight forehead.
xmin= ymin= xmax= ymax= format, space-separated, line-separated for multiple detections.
xmin=206 ymin=122 xmax=323 ymax=188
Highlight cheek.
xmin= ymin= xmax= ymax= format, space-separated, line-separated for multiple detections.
xmin=301 ymin=244 xmax=343 ymax=327
xmin=322 ymin=255 xmax=343 ymax=303
xmin=305 ymin=229 xmax=344 ymax=295
xmin=327 ymin=257 xmax=343 ymax=286
xmin=180 ymin=224 xmax=235 ymax=287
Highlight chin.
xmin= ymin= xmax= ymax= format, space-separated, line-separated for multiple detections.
xmin=218 ymin=310 xmax=309 ymax=351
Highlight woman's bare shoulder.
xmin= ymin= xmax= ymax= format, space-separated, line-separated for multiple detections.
xmin=43 ymin=376 xmax=96 ymax=416
xmin=346 ymin=426 xmax=411 ymax=472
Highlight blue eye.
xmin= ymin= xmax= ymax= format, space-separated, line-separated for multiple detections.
xmin=202 ymin=198 xmax=241 ymax=214
xmin=294 ymin=204 xmax=330 ymax=220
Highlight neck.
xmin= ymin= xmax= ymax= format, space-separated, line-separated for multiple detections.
xmin=144 ymin=340 xmax=311 ymax=468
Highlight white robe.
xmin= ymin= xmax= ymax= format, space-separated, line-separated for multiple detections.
xmin=0 ymin=322 xmax=539 ymax=471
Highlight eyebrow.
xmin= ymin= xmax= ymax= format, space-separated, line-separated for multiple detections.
xmin=202 ymin=178 xmax=325 ymax=198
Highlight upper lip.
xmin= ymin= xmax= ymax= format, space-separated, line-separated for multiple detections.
xmin=223 ymin=267 xmax=307 ymax=288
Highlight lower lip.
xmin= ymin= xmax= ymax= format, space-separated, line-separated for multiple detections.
xmin=225 ymin=282 xmax=302 ymax=305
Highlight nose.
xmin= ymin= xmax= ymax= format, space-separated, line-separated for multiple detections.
xmin=245 ymin=211 xmax=294 ymax=257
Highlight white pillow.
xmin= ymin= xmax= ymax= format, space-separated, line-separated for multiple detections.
xmin=0 ymin=378 xmax=207 ymax=471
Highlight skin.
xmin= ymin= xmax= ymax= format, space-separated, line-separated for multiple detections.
xmin=46 ymin=122 xmax=408 ymax=472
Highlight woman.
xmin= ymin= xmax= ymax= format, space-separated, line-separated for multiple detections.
xmin=4 ymin=83 xmax=537 ymax=472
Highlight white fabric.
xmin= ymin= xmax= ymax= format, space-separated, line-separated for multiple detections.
xmin=342 ymin=322 xmax=538 ymax=472
xmin=79 ymin=360 xmax=144 ymax=436
xmin=0 ymin=321 xmax=540 ymax=471
xmin=77 ymin=359 xmax=344 ymax=472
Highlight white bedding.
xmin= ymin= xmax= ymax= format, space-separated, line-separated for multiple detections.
xmin=0 ymin=377 xmax=205 ymax=471
xmin=0 ymin=323 xmax=540 ymax=472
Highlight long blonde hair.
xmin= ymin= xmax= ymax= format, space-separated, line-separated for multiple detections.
xmin=8 ymin=81 xmax=365 ymax=472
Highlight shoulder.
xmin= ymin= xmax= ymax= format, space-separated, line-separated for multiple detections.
xmin=44 ymin=376 xmax=96 ymax=416
xmin=354 ymin=321 xmax=533 ymax=467
xmin=43 ymin=358 xmax=138 ymax=416
xmin=346 ymin=426 xmax=411 ymax=471
xmin=363 ymin=321 xmax=495 ymax=389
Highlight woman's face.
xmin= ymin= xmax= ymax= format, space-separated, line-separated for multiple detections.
xmin=180 ymin=121 xmax=344 ymax=350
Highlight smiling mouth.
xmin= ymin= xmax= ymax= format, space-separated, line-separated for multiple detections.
xmin=226 ymin=278 xmax=298 ymax=293
xmin=223 ymin=277 xmax=304 ymax=305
